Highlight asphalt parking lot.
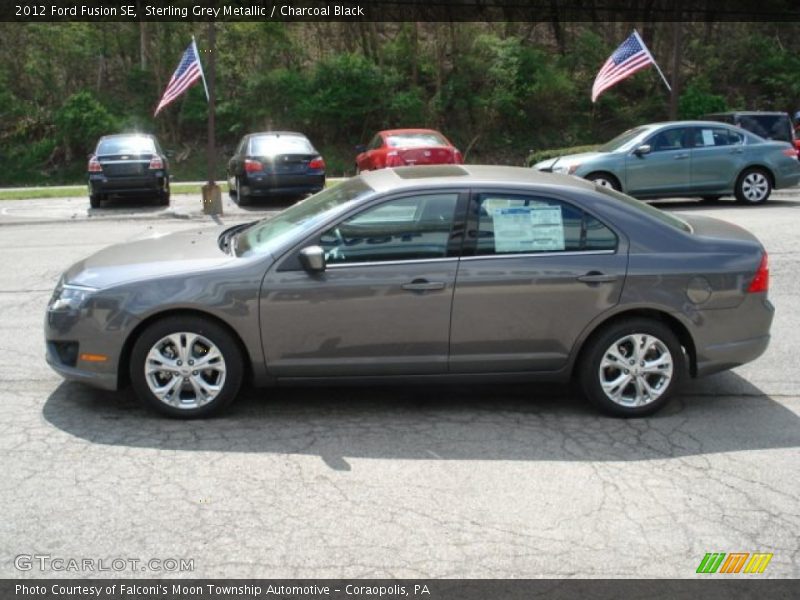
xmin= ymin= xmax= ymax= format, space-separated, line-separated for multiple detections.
xmin=1 ymin=189 xmax=799 ymax=579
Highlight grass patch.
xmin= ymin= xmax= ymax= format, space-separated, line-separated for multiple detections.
xmin=0 ymin=182 xmax=230 ymax=201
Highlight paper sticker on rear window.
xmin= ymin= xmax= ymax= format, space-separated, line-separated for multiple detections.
xmin=492 ymin=206 xmax=565 ymax=253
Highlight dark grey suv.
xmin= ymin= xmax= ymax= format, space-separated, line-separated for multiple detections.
xmin=46 ymin=166 xmax=773 ymax=418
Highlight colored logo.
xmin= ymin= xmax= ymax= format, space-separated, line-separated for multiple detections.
xmin=696 ymin=552 xmax=773 ymax=574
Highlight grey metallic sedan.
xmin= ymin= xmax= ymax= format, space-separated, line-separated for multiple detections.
xmin=534 ymin=121 xmax=800 ymax=204
xmin=46 ymin=166 xmax=773 ymax=418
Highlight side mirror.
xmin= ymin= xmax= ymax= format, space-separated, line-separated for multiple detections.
xmin=634 ymin=144 xmax=651 ymax=156
xmin=299 ymin=245 xmax=326 ymax=273
xmin=354 ymin=144 xmax=367 ymax=154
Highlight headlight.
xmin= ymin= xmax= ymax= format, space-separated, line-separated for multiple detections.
xmin=553 ymin=164 xmax=580 ymax=175
xmin=48 ymin=284 xmax=97 ymax=311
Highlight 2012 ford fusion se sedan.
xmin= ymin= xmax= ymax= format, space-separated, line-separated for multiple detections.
xmin=534 ymin=121 xmax=800 ymax=204
xmin=45 ymin=165 xmax=773 ymax=418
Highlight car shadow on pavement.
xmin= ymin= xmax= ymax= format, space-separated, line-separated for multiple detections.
xmin=42 ymin=371 xmax=800 ymax=470
xmin=650 ymin=198 xmax=800 ymax=211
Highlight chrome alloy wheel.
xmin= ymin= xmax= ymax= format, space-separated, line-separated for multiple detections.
xmin=598 ymin=333 xmax=673 ymax=407
xmin=144 ymin=332 xmax=226 ymax=409
xmin=741 ymin=171 xmax=769 ymax=202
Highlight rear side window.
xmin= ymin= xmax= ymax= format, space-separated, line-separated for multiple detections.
xmin=250 ymin=135 xmax=314 ymax=155
xmin=692 ymin=127 xmax=744 ymax=147
xmin=594 ymin=186 xmax=692 ymax=233
xmin=472 ymin=193 xmax=617 ymax=256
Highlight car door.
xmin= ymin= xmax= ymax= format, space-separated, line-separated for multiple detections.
xmin=449 ymin=190 xmax=627 ymax=373
xmin=625 ymin=126 xmax=692 ymax=197
xmin=689 ymin=126 xmax=746 ymax=192
xmin=259 ymin=190 xmax=467 ymax=377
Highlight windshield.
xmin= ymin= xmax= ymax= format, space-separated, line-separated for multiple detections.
xmin=594 ymin=186 xmax=692 ymax=233
xmin=250 ymin=135 xmax=314 ymax=156
xmin=235 ymin=178 xmax=374 ymax=256
xmin=598 ymin=126 xmax=651 ymax=152
xmin=97 ymin=136 xmax=156 ymax=155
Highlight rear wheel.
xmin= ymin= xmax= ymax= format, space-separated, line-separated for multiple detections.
xmin=157 ymin=190 xmax=170 ymax=206
xmin=89 ymin=194 xmax=103 ymax=208
xmin=735 ymin=168 xmax=771 ymax=204
xmin=586 ymin=172 xmax=621 ymax=191
xmin=130 ymin=316 xmax=244 ymax=418
xmin=235 ymin=176 xmax=250 ymax=206
xmin=579 ymin=319 xmax=685 ymax=417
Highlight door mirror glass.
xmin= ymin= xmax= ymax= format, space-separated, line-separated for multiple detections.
xmin=634 ymin=144 xmax=651 ymax=156
xmin=299 ymin=245 xmax=326 ymax=273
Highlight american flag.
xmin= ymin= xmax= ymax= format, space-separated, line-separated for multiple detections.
xmin=154 ymin=39 xmax=206 ymax=116
xmin=591 ymin=31 xmax=656 ymax=103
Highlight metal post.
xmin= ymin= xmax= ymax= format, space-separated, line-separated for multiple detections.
xmin=202 ymin=20 xmax=222 ymax=215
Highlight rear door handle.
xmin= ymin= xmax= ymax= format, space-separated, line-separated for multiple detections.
xmin=674 ymin=153 xmax=690 ymax=160
xmin=729 ymin=148 xmax=744 ymax=154
xmin=577 ymin=272 xmax=618 ymax=284
xmin=401 ymin=279 xmax=446 ymax=292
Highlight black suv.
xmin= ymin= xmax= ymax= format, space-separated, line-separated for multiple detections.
xmin=702 ymin=111 xmax=796 ymax=145
xmin=88 ymin=134 xmax=170 ymax=208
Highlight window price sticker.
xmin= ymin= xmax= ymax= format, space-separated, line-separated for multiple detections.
xmin=493 ymin=206 xmax=565 ymax=253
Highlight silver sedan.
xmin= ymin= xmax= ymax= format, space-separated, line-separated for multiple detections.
xmin=46 ymin=165 xmax=773 ymax=418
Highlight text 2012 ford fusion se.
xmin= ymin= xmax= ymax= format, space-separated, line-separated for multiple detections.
xmin=45 ymin=166 xmax=773 ymax=418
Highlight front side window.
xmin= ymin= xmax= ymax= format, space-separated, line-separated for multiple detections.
xmin=473 ymin=194 xmax=617 ymax=256
xmin=647 ymin=128 xmax=688 ymax=152
xmin=320 ymin=193 xmax=459 ymax=264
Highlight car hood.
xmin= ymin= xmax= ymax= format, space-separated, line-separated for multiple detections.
xmin=534 ymin=151 xmax=607 ymax=171
xmin=64 ymin=226 xmax=238 ymax=289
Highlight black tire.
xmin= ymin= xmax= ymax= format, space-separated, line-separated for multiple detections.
xmin=129 ymin=316 xmax=244 ymax=418
xmin=586 ymin=172 xmax=621 ymax=191
xmin=89 ymin=194 xmax=103 ymax=208
xmin=157 ymin=191 xmax=170 ymax=206
xmin=735 ymin=168 xmax=772 ymax=205
xmin=579 ymin=318 xmax=685 ymax=418
xmin=235 ymin=176 xmax=251 ymax=206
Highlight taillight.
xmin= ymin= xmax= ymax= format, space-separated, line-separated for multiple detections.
xmin=782 ymin=147 xmax=798 ymax=158
xmin=87 ymin=156 xmax=102 ymax=173
xmin=385 ymin=151 xmax=403 ymax=167
xmin=148 ymin=156 xmax=164 ymax=169
xmin=747 ymin=252 xmax=769 ymax=293
xmin=244 ymin=159 xmax=263 ymax=173
xmin=453 ymin=150 xmax=464 ymax=164
xmin=309 ymin=157 xmax=325 ymax=170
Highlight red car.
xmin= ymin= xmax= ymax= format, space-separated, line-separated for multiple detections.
xmin=355 ymin=128 xmax=464 ymax=172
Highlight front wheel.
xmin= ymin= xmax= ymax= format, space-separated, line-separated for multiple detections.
xmin=579 ymin=319 xmax=685 ymax=417
xmin=586 ymin=172 xmax=621 ymax=191
xmin=735 ymin=168 xmax=771 ymax=204
xmin=130 ymin=316 xmax=244 ymax=418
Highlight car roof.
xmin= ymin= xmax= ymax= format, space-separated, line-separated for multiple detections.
xmin=359 ymin=164 xmax=597 ymax=194
xmin=704 ymin=111 xmax=789 ymax=117
xmin=99 ymin=133 xmax=156 ymax=140
xmin=248 ymin=131 xmax=308 ymax=138
xmin=379 ymin=128 xmax=445 ymax=136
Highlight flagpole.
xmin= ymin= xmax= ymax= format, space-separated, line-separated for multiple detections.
xmin=634 ymin=29 xmax=671 ymax=93
xmin=192 ymin=35 xmax=210 ymax=102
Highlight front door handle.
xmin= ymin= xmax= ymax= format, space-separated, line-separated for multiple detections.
xmin=577 ymin=272 xmax=618 ymax=284
xmin=674 ymin=153 xmax=690 ymax=160
xmin=401 ymin=279 xmax=446 ymax=292
xmin=729 ymin=148 xmax=744 ymax=154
